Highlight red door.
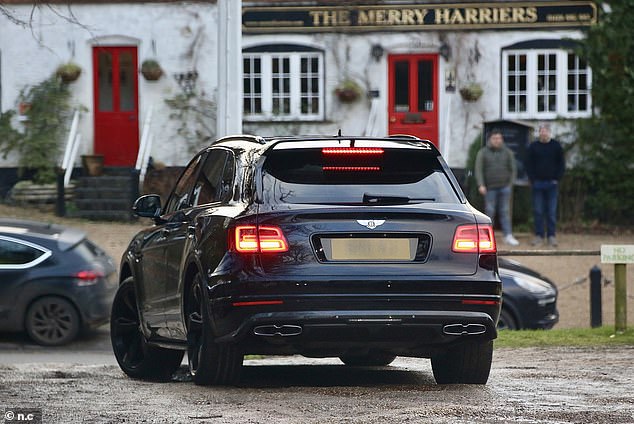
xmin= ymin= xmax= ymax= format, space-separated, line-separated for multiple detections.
xmin=388 ymin=54 xmax=439 ymax=148
xmin=93 ymin=46 xmax=139 ymax=166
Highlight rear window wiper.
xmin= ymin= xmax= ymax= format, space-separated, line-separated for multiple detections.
xmin=362 ymin=193 xmax=436 ymax=205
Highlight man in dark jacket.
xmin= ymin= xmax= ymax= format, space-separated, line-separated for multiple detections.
xmin=525 ymin=123 xmax=565 ymax=247
xmin=475 ymin=129 xmax=519 ymax=246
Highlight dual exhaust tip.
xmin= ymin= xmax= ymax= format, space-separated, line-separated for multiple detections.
xmin=442 ymin=323 xmax=486 ymax=336
xmin=253 ymin=323 xmax=486 ymax=337
xmin=254 ymin=324 xmax=303 ymax=337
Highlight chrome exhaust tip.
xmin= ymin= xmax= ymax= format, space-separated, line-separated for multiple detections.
xmin=253 ymin=324 xmax=303 ymax=337
xmin=442 ymin=323 xmax=487 ymax=336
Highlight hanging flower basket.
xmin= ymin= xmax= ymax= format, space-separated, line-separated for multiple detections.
xmin=334 ymin=79 xmax=362 ymax=103
xmin=459 ymin=82 xmax=484 ymax=102
xmin=141 ymin=59 xmax=164 ymax=81
xmin=56 ymin=62 xmax=82 ymax=83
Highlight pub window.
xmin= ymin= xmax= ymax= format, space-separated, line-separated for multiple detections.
xmin=502 ymin=40 xmax=592 ymax=119
xmin=243 ymin=44 xmax=324 ymax=121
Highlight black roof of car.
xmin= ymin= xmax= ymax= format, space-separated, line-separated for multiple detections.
xmin=209 ymin=133 xmax=438 ymax=152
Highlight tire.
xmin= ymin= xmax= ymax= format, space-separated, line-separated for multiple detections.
xmin=25 ymin=296 xmax=80 ymax=346
xmin=497 ymin=308 xmax=519 ymax=331
xmin=339 ymin=353 xmax=397 ymax=367
xmin=431 ymin=340 xmax=493 ymax=384
xmin=110 ymin=278 xmax=184 ymax=381
xmin=186 ymin=273 xmax=243 ymax=386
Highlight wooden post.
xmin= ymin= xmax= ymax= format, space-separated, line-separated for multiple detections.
xmin=601 ymin=245 xmax=633 ymax=334
xmin=614 ymin=263 xmax=627 ymax=333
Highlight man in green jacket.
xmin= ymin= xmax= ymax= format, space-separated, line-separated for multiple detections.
xmin=475 ymin=129 xmax=519 ymax=246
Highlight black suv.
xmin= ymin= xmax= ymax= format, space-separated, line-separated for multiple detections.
xmin=111 ymin=134 xmax=501 ymax=385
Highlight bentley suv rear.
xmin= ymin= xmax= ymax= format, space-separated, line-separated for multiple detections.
xmin=111 ymin=134 xmax=501 ymax=386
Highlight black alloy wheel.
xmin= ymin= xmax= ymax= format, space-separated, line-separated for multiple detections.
xmin=25 ymin=296 xmax=80 ymax=346
xmin=186 ymin=273 xmax=243 ymax=386
xmin=110 ymin=277 xmax=183 ymax=381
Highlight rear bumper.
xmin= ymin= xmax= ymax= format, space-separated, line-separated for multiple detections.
xmin=213 ymin=307 xmax=498 ymax=358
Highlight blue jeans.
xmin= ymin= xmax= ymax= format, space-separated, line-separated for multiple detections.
xmin=532 ymin=180 xmax=559 ymax=238
xmin=484 ymin=185 xmax=513 ymax=236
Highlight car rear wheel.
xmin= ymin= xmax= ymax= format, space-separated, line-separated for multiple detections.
xmin=186 ymin=273 xmax=243 ymax=386
xmin=25 ymin=296 xmax=80 ymax=346
xmin=431 ymin=340 xmax=493 ymax=384
xmin=497 ymin=308 xmax=518 ymax=330
xmin=110 ymin=278 xmax=184 ymax=381
xmin=339 ymin=353 xmax=397 ymax=366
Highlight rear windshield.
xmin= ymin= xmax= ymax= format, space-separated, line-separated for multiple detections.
xmin=261 ymin=147 xmax=460 ymax=205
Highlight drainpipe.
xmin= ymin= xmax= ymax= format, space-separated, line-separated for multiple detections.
xmin=216 ymin=0 xmax=243 ymax=137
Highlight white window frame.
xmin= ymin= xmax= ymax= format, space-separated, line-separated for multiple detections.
xmin=243 ymin=51 xmax=324 ymax=122
xmin=502 ymin=49 xmax=592 ymax=120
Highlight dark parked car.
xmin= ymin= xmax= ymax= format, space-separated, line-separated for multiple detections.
xmin=498 ymin=257 xmax=559 ymax=330
xmin=111 ymin=134 xmax=502 ymax=385
xmin=0 ymin=219 xmax=117 ymax=345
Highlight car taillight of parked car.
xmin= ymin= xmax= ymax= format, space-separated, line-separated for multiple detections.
xmin=74 ymin=270 xmax=105 ymax=286
xmin=452 ymin=224 xmax=496 ymax=254
xmin=233 ymin=225 xmax=289 ymax=253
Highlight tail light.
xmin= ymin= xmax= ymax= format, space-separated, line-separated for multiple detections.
xmin=452 ymin=224 xmax=496 ymax=254
xmin=74 ymin=270 xmax=104 ymax=286
xmin=234 ymin=225 xmax=289 ymax=253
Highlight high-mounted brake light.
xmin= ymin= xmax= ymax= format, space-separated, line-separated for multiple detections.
xmin=234 ymin=225 xmax=289 ymax=253
xmin=322 ymin=147 xmax=384 ymax=155
xmin=452 ymin=224 xmax=496 ymax=254
xmin=322 ymin=166 xmax=381 ymax=172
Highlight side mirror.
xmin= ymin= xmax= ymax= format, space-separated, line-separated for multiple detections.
xmin=132 ymin=194 xmax=162 ymax=218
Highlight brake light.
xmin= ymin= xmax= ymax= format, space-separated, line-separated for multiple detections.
xmin=452 ymin=224 xmax=496 ymax=253
xmin=234 ymin=225 xmax=289 ymax=253
xmin=74 ymin=270 xmax=104 ymax=286
xmin=322 ymin=147 xmax=384 ymax=155
xmin=322 ymin=166 xmax=381 ymax=172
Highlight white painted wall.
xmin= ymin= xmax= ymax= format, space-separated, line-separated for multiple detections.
xmin=0 ymin=2 xmax=218 ymax=167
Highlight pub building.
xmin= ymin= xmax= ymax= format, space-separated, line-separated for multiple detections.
xmin=0 ymin=0 xmax=596 ymax=197
xmin=241 ymin=0 xmax=596 ymax=173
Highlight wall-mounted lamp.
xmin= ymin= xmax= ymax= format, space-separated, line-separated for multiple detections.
xmin=439 ymin=42 xmax=452 ymax=61
xmin=370 ymin=44 xmax=384 ymax=62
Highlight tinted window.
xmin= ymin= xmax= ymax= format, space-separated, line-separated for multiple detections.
xmin=164 ymin=155 xmax=204 ymax=214
xmin=193 ymin=150 xmax=229 ymax=206
xmin=0 ymin=238 xmax=46 ymax=265
xmin=261 ymin=148 xmax=459 ymax=204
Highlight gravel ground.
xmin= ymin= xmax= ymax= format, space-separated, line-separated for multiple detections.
xmin=0 ymin=203 xmax=632 ymax=329
xmin=1 ymin=347 xmax=634 ymax=423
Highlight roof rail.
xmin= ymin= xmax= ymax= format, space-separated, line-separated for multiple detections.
xmin=388 ymin=134 xmax=421 ymax=140
xmin=211 ymin=134 xmax=267 ymax=146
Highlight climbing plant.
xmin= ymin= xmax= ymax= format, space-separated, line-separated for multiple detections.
xmin=0 ymin=75 xmax=72 ymax=184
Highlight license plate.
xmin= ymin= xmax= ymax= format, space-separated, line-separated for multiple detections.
xmin=326 ymin=238 xmax=414 ymax=261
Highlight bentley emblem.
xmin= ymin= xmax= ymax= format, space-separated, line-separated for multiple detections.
xmin=357 ymin=219 xmax=385 ymax=229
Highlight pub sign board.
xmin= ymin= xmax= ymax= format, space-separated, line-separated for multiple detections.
xmin=243 ymin=2 xmax=597 ymax=33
